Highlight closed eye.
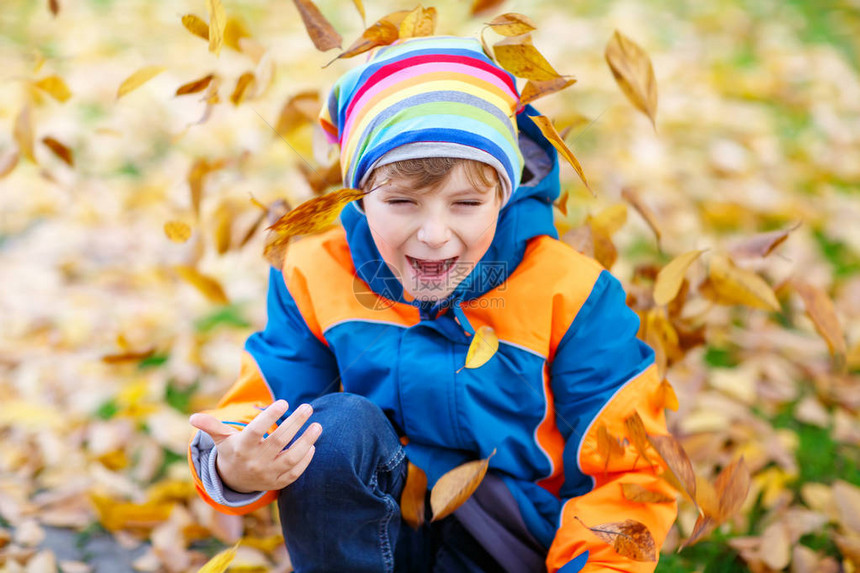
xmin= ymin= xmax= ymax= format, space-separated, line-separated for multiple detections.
xmin=455 ymin=201 xmax=483 ymax=207
xmin=386 ymin=199 xmax=415 ymax=205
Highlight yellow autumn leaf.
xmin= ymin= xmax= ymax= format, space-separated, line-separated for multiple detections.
xmin=518 ymin=77 xmax=577 ymax=110
xmin=182 ymin=14 xmax=209 ymax=40
xmin=117 ymin=66 xmax=165 ymax=99
xmin=486 ymin=13 xmax=537 ymax=37
xmin=352 ymin=0 xmax=366 ymax=22
xmin=658 ymin=379 xmax=679 ymax=412
xmin=591 ymin=203 xmax=628 ymax=236
xmin=293 ymin=0 xmax=342 ymax=52
xmin=164 ymin=221 xmax=192 ymax=243
xmin=33 ymin=75 xmax=72 ymax=102
xmin=621 ymin=187 xmax=661 ymax=246
xmin=470 ymin=0 xmax=504 ymax=16
xmin=212 ymin=201 xmax=233 ymax=254
xmin=267 ymin=187 xmax=367 ymax=239
xmin=705 ymin=254 xmax=780 ymax=311
xmin=89 ymin=493 xmax=174 ymax=532
xmin=196 ymin=542 xmax=240 ymax=573
xmin=176 ymin=74 xmax=215 ymax=96
xmin=41 ymin=136 xmax=74 ymax=167
xmin=528 ymin=114 xmax=590 ymax=193
xmin=430 ymin=449 xmax=496 ymax=521
xmin=493 ymin=34 xmax=562 ymax=81
xmin=14 ymin=105 xmax=36 ymax=163
xmin=230 ymin=72 xmax=255 ymax=106
xmin=605 ymin=30 xmax=658 ymax=130
xmin=554 ymin=190 xmax=569 ymax=217
xmin=400 ymin=462 xmax=428 ymax=529
xmin=327 ymin=19 xmax=399 ymax=65
xmin=653 ymin=250 xmax=705 ymax=306
xmin=792 ymin=279 xmax=846 ymax=368
xmin=460 ymin=325 xmax=499 ymax=371
xmin=206 ymin=0 xmax=227 ymax=55
xmin=224 ymin=17 xmax=251 ymax=51
xmin=399 ymin=5 xmax=437 ymax=39
xmin=0 ymin=149 xmax=20 ymax=179
xmin=174 ymin=265 xmax=230 ymax=305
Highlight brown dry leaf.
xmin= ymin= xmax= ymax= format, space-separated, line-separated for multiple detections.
xmin=460 ymin=325 xmax=499 ymax=371
xmin=648 ymin=433 xmax=697 ymax=504
xmin=653 ymin=250 xmax=705 ymax=306
xmin=621 ymin=483 xmax=675 ymax=504
xmin=682 ymin=514 xmax=714 ymax=549
xmin=164 ymin=221 xmax=192 ymax=243
xmin=624 ymin=411 xmax=655 ymax=468
xmin=621 ymin=187 xmax=661 ymax=246
xmin=605 ymin=30 xmax=658 ymax=130
xmin=695 ymin=474 xmax=719 ymax=517
xmin=187 ymin=158 xmax=229 ymax=218
xmin=705 ymin=254 xmax=781 ymax=311
xmin=792 ymin=280 xmax=846 ymax=368
xmin=327 ymin=20 xmax=399 ymax=65
xmin=197 ymin=542 xmax=240 ymax=573
xmin=293 ymin=0 xmax=342 ymax=52
xmin=713 ymin=457 xmax=751 ymax=522
xmin=657 ymin=379 xmax=679 ymax=412
xmin=470 ymin=0 xmax=505 ymax=16
xmin=117 ymin=66 xmax=165 ymax=99
xmin=590 ymin=223 xmax=618 ymax=270
xmin=33 ymin=76 xmax=72 ymax=102
xmin=528 ymin=114 xmax=590 ymax=193
xmin=176 ymin=74 xmax=215 ymax=96
xmin=399 ymin=5 xmax=437 ymax=39
xmin=518 ymin=77 xmax=577 ymax=110
xmin=101 ymin=348 xmax=156 ymax=364
xmin=487 ymin=13 xmax=536 ymax=37
xmin=267 ymin=187 xmax=367 ymax=239
xmin=49 ymin=0 xmax=59 ymax=16
xmin=276 ymin=91 xmax=321 ymax=136
xmin=224 ymin=17 xmax=251 ymax=52
xmin=174 ymin=266 xmax=230 ymax=305
xmin=89 ymin=494 xmax=174 ymax=532
xmin=430 ymin=450 xmax=496 ymax=521
xmin=730 ymin=222 xmax=800 ymax=259
xmin=577 ymin=517 xmax=657 ymax=562
xmin=14 ymin=105 xmax=36 ymax=163
xmin=206 ymin=0 xmax=226 ymax=55
xmin=400 ymin=462 xmax=428 ymax=529
xmin=230 ymin=72 xmax=255 ymax=106
xmin=0 ymin=149 xmax=20 ymax=178
xmin=493 ymin=34 xmax=562 ymax=81
xmin=182 ymin=14 xmax=209 ymax=40
xmin=298 ymin=161 xmax=343 ymax=195
xmin=41 ymin=136 xmax=74 ymax=167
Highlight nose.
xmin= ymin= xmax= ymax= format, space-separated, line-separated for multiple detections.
xmin=416 ymin=213 xmax=451 ymax=249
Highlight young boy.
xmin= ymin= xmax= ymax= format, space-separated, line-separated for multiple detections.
xmin=189 ymin=36 xmax=676 ymax=572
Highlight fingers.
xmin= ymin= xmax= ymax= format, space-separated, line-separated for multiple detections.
xmin=272 ymin=420 xmax=321 ymax=474
xmin=189 ymin=413 xmax=237 ymax=446
xmin=243 ymin=399 xmax=289 ymax=442
xmin=275 ymin=444 xmax=317 ymax=489
xmin=263 ymin=403 xmax=315 ymax=453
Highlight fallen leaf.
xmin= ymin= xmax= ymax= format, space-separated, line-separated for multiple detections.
xmin=327 ymin=20 xmax=399 ymax=65
xmin=624 ymin=411 xmax=655 ymax=468
xmin=713 ymin=457 xmax=750 ymax=522
xmin=576 ymin=517 xmax=657 ymax=562
xmin=459 ymin=325 xmax=499 ymax=371
xmin=230 ymin=72 xmax=255 ymax=105
xmin=605 ymin=30 xmax=658 ymax=129
xmin=518 ymin=77 xmax=576 ymax=110
xmin=528 ymin=114 xmax=590 ymax=192
xmin=400 ymin=462 xmax=428 ymax=529
xmin=207 ymin=0 xmax=227 ymax=55
xmin=197 ymin=542 xmax=240 ymax=573
xmin=792 ymin=280 xmax=846 ymax=368
xmin=0 ymin=149 xmax=20 ymax=178
xmin=705 ymin=254 xmax=781 ymax=311
xmin=33 ymin=76 xmax=72 ymax=102
xmin=621 ymin=483 xmax=675 ymax=504
xmin=653 ymin=250 xmax=705 ymax=306
xmin=164 ymin=221 xmax=192 ymax=243
xmin=621 ymin=187 xmax=661 ymax=246
xmin=117 ymin=66 xmax=165 ymax=99
xmin=730 ymin=222 xmax=800 ymax=259
xmin=174 ymin=266 xmax=230 ymax=305
xmin=14 ymin=105 xmax=36 ymax=163
xmin=487 ymin=13 xmax=536 ymax=37
xmin=470 ymin=0 xmax=504 ymax=16
xmin=41 ymin=136 xmax=74 ymax=167
xmin=89 ymin=493 xmax=174 ymax=532
xmin=101 ymin=348 xmax=156 ymax=364
xmin=430 ymin=450 xmax=496 ymax=521
xmin=176 ymin=74 xmax=215 ymax=96
xmin=399 ymin=5 xmax=437 ymax=38
xmin=493 ymin=34 xmax=562 ymax=81
xmin=182 ymin=14 xmax=209 ymax=40
xmin=293 ymin=0 xmax=342 ymax=52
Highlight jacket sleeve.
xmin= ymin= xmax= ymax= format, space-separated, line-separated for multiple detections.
xmin=545 ymin=271 xmax=678 ymax=573
xmin=188 ymin=266 xmax=341 ymax=515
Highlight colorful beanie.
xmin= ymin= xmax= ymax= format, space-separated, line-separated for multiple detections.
xmin=319 ymin=36 xmax=524 ymax=205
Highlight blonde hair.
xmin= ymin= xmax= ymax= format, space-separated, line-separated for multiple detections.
xmin=365 ymin=157 xmax=501 ymax=198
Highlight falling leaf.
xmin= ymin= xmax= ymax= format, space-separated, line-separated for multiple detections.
xmin=14 ymin=105 xmax=36 ymax=164
xmin=589 ymin=223 xmax=618 ymax=270
xmin=730 ymin=222 xmax=800 ymax=259
xmin=621 ymin=187 xmax=661 ymax=246
xmin=378 ymin=9 xmax=413 ymax=29
xmin=647 ymin=433 xmax=697 ymax=505
xmin=517 ymin=77 xmax=576 ymax=110
xmin=486 ymin=12 xmax=536 ymax=36
xmin=624 ymin=411 xmax=655 ymax=468
xmin=267 ymin=187 xmax=366 ymax=239
xmin=792 ymin=280 xmax=846 ymax=368
xmin=176 ymin=74 xmax=215 ymax=96
xmin=591 ymin=204 xmax=628 ymax=236
xmin=0 ymin=149 xmax=19 ymax=179
xmin=298 ymin=161 xmax=343 ymax=195
xmin=224 ymin=17 xmax=251 ymax=51
xmin=657 ymin=379 xmax=679 ymax=412
xmin=653 ymin=250 xmax=705 ymax=306
xmin=493 ymin=34 xmax=562 ymax=81
xmin=459 ymin=325 xmax=499 ymax=371
xmin=40 ymin=136 xmax=74 ymax=167
xmin=430 ymin=450 xmax=496 ymax=521
xmin=528 ymin=114 xmax=590 ymax=192
xmin=400 ymin=462 xmax=428 ymax=529
xmin=713 ymin=456 xmax=750 ymax=522
xmin=327 ymin=20 xmax=399 ymax=65
xmin=470 ymin=0 xmax=505 ymax=16
xmin=164 ymin=221 xmax=192 ymax=243
xmin=704 ymin=254 xmax=781 ymax=311
xmin=682 ymin=514 xmax=714 ymax=549
xmin=206 ymin=0 xmax=227 ymax=55
xmin=101 ymin=348 xmax=157 ymax=364
xmin=293 ymin=0 xmax=342 ymax=52
xmin=621 ymin=483 xmax=675 ymax=504
xmin=48 ymin=0 xmax=59 ymax=16
xmin=187 ymin=158 xmax=229 ymax=218
xmin=399 ymin=5 xmax=437 ymax=39
xmin=182 ymin=14 xmax=209 ymax=40
xmin=276 ymin=91 xmax=321 ymax=136
xmin=605 ymin=30 xmax=658 ymax=129
xmin=212 ymin=202 xmax=233 ymax=254
xmin=117 ymin=66 xmax=165 ymax=99
xmin=230 ymin=72 xmax=255 ymax=106
xmin=174 ymin=266 xmax=230 ymax=305
xmin=197 ymin=542 xmax=240 ymax=573
xmin=352 ymin=0 xmax=366 ymax=22
xmin=33 ymin=76 xmax=72 ymax=102
xmin=576 ymin=517 xmax=657 ymax=562
xmin=554 ymin=190 xmax=569 ymax=216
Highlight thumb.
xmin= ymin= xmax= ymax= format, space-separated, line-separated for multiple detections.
xmin=189 ymin=413 xmax=236 ymax=446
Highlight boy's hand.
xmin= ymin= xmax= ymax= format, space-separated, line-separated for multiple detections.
xmin=189 ymin=400 xmax=321 ymax=494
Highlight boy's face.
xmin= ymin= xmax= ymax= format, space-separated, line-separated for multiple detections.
xmin=363 ymin=164 xmax=502 ymax=302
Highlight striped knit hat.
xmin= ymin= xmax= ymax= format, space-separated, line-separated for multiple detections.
xmin=319 ymin=36 xmax=524 ymax=205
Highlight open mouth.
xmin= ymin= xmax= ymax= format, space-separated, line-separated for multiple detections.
xmin=406 ymin=255 xmax=459 ymax=277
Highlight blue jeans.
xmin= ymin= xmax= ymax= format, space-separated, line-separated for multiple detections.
xmin=277 ymin=393 xmax=505 ymax=573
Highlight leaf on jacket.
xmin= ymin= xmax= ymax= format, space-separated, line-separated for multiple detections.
xmin=493 ymin=34 xmax=561 ymax=82
xmin=117 ymin=66 xmax=165 ymax=99
xmin=792 ymin=279 xmax=846 ymax=369
xmin=653 ymin=250 xmax=705 ymax=306
xmin=657 ymin=379 xmax=679 ymax=412
xmin=470 ymin=0 xmax=505 ymax=16
xmin=206 ymin=0 xmax=227 ymax=55
xmin=164 ymin=221 xmax=192 ymax=243
xmin=14 ymin=105 xmax=36 ymax=163
xmin=41 ymin=136 xmax=74 ymax=167
xmin=701 ymin=254 xmax=780 ymax=312
xmin=182 ymin=14 xmax=210 ymax=41
xmin=430 ymin=449 xmax=496 ymax=521
xmin=174 ymin=266 xmax=229 ymax=305
xmin=621 ymin=187 xmax=661 ymax=247
xmin=517 ymin=77 xmax=576 ymax=110
xmin=326 ymin=19 xmax=399 ymax=66
xmin=197 ymin=542 xmax=240 ymax=573
xmin=730 ymin=222 xmax=800 ymax=259
xmin=647 ymin=433 xmax=697 ymax=505
xmin=33 ymin=75 xmax=72 ymax=102
xmin=0 ymin=149 xmax=20 ymax=179
xmin=459 ymin=325 xmax=499 ymax=371
xmin=605 ymin=30 xmax=658 ymax=130
xmin=623 ymin=411 xmax=655 ymax=468
xmin=230 ymin=72 xmax=256 ymax=106
xmin=399 ymin=5 xmax=437 ymax=39
xmin=486 ymin=13 xmax=536 ymax=37
xmin=293 ymin=0 xmax=342 ymax=52
xmin=576 ymin=517 xmax=657 ymax=562
xmin=176 ymin=74 xmax=215 ymax=96
xmin=400 ymin=462 xmax=428 ymax=529
xmin=528 ymin=114 xmax=590 ymax=194
xmin=621 ymin=482 xmax=675 ymax=504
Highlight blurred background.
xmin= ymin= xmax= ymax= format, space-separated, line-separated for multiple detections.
xmin=1 ymin=0 xmax=859 ymax=571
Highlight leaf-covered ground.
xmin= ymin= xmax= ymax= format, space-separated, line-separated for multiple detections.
xmin=1 ymin=0 xmax=859 ymax=571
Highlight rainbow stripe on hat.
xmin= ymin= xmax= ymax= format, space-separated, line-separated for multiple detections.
xmin=319 ymin=36 xmax=524 ymax=204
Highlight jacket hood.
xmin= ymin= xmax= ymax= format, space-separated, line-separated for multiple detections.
xmin=341 ymin=106 xmax=560 ymax=322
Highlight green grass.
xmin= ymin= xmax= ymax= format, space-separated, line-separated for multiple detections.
xmin=194 ymin=304 xmax=251 ymax=333
xmin=704 ymin=346 xmax=738 ymax=368
xmin=813 ymin=229 xmax=860 ymax=280
xmin=165 ymin=380 xmax=199 ymax=414
xmin=658 ymin=536 xmax=747 ymax=572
